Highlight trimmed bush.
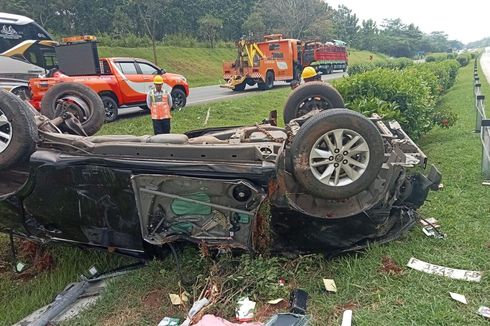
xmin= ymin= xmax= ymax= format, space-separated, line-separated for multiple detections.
xmin=349 ymin=57 xmax=414 ymax=76
xmin=334 ymin=60 xmax=460 ymax=139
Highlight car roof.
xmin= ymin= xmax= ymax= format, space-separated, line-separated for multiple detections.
xmin=108 ymin=57 xmax=155 ymax=65
xmin=0 ymin=12 xmax=34 ymax=25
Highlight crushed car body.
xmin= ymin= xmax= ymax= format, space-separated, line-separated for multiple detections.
xmin=0 ymin=82 xmax=441 ymax=257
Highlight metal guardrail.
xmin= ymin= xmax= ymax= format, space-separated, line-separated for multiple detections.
xmin=473 ymin=59 xmax=490 ymax=185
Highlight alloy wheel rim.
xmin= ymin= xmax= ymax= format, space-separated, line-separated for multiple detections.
xmin=104 ymin=100 xmax=115 ymax=119
xmin=0 ymin=108 xmax=12 ymax=154
xmin=309 ymin=128 xmax=370 ymax=186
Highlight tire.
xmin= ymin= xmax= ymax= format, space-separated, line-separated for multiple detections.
xmin=0 ymin=90 xmax=37 ymax=170
xmin=171 ymin=88 xmax=187 ymax=109
xmin=101 ymin=95 xmax=118 ymax=123
xmin=11 ymin=87 xmax=29 ymax=100
xmin=40 ymin=82 xmax=104 ymax=136
xmin=290 ymin=109 xmax=384 ymax=199
xmin=140 ymin=105 xmax=150 ymax=112
xmin=258 ymin=70 xmax=274 ymax=91
xmin=233 ymin=81 xmax=246 ymax=92
xmin=283 ymin=81 xmax=345 ymax=124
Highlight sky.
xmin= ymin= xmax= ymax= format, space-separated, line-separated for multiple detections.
xmin=326 ymin=0 xmax=489 ymax=44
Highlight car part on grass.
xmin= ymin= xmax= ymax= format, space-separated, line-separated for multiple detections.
xmin=290 ymin=109 xmax=384 ymax=199
xmin=264 ymin=313 xmax=310 ymax=326
xmin=289 ymin=289 xmax=308 ymax=315
xmin=40 ymin=82 xmax=104 ymax=135
xmin=0 ymin=83 xmax=441 ymax=257
xmin=283 ymin=82 xmax=345 ymax=124
xmin=16 ymin=261 xmax=145 ymax=326
xmin=406 ymin=257 xmax=482 ymax=282
xmin=0 ymin=90 xmax=38 ymax=170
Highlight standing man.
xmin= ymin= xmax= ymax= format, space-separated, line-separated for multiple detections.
xmin=147 ymin=75 xmax=173 ymax=135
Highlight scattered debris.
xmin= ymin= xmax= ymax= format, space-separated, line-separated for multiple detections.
xmin=236 ymin=297 xmax=257 ymax=322
xmin=15 ymin=262 xmax=25 ymax=273
xmin=449 ymin=292 xmax=468 ymax=304
xmin=478 ymin=306 xmax=490 ymax=319
xmin=267 ymin=298 xmax=285 ymax=305
xmin=203 ymin=108 xmax=211 ymax=126
xmin=290 ymin=289 xmax=308 ymax=315
xmin=169 ymin=293 xmax=184 ymax=306
xmin=255 ymin=300 xmax=290 ymax=322
xmin=278 ymin=277 xmax=286 ymax=287
xmin=323 ymin=279 xmax=337 ymax=292
xmin=378 ymin=256 xmax=404 ymax=276
xmin=341 ymin=309 xmax=353 ymax=326
xmin=419 ymin=217 xmax=440 ymax=227
xmin=158 ymin=316 xmax=180 ymax=326
xmin=406 ymin=257 xmax=482 ymax=282
xmin=264 ymin=313 xmax=310 ymax=325
xmin=193 ymin=314 xmax=262 ymax=326
xmin=180 ymin=298 xmax=210 ymax=326
xmin=420 ymin=217 xmax=446 ymax=239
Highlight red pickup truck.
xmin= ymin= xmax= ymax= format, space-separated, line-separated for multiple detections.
xmin=29 ymin=57 xmax=189 ymax=122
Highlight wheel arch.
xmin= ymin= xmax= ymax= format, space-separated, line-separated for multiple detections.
xmin=98 ymin=90 xmax=120 ymax=105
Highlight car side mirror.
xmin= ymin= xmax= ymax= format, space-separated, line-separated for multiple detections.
xmin=158 ymin=68 xmax=166 ymax=75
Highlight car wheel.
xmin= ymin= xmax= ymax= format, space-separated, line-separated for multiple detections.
xmin=171 ymin=88 xmax=187 ymax=109
xmin=283 ymin=81 xmax=345 ymax=124
xmin=140 ymin=105 xmax=150 ymax=112
xmin=101 ymin=95 xmax=118 ymax=123
xmin=258 ymin=71 xmax=274 ymax=90
xmin=290 ymin=109 xmax=384 ymax=199
xmin=0 ymin=90 xmax=37 ymax=170
xmin=11 ymin=87 xmax=29 ymax=100
xmin=40 ymin=82 xmax=104 ymax=136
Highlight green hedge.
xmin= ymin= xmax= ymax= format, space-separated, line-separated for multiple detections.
xmin=334 ymin=60 xmax=459 ymax=139
xmin=348 ymin=58 xmax=414 ymax=76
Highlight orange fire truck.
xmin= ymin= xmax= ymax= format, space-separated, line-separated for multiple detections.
xmin=222 ymin=35 xmax=348 ymax=91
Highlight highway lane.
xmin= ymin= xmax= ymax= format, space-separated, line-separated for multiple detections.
xmin=117 ymin=71 xmax=347 ymax=119
xmin=480 ymin=47 xmax=490 ymax=83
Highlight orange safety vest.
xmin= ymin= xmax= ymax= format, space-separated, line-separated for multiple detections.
xmin=149 ymin=90 xmax=171 ymax=120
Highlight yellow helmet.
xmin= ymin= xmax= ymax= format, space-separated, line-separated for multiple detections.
xmin=153 ymin=75 xmax=164 ymax=84
xmin=301 ymin=66 xmax=318 ymax=79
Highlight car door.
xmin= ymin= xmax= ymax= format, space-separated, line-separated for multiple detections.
xmin=136 ymin=61 xmax=172 ymax=93
xmin=113 ymin=60 xmax=145 ymax=103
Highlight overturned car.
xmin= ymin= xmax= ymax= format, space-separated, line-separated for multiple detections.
xmin=0 ymin=82 xmax=441 ymax=257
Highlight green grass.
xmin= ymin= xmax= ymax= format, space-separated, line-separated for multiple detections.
xmin=2 ymin=59 xmax=489 ymax=326
xmin=99 ymin=46 xmax=384 ymax=87
xmin=348 ymin=49 xmax=388 ymax=65
xmin=98 ymin=46 xmax=235 ymax=87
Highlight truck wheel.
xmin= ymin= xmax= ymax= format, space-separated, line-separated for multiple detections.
xmin=258 ymin=71 xmax=274 ymax=91
xmin=283 ymin=81 xmax=345 ymax=124
xmin=171 ymin=88 xmax=187 ymax=109
xmin=290 ymin=109 xmax=384 ymax=199
xmin=101 ymin=95 xmax=118 ymax=123
xmin=40 ymin=82 xmax=104 ymax=136
xmin=0 ymin=90 xmax=37 ymax=170
xmin=233 ymin=81 xmax=246 ymax=92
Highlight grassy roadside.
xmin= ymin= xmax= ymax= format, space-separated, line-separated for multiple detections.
xmin=1 ymin=62 xmax=488 ymax=326
xmin=72 ymin=63 xmax=490 ymax=325
xmin=99 ymin=46 xmax=386 ymax=88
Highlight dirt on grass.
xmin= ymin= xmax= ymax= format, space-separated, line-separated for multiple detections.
xmin=378 ymin=256 xmax=404 ymax=276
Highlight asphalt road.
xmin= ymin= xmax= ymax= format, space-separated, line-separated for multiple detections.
xmin=118 ymin=71 xmax=347 ymax=119
xmin=480 ymin=47 xmax=490 ymax=83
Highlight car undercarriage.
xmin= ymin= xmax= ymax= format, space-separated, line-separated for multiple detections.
xmin=0 ymin=82 xmax=441 ymax=257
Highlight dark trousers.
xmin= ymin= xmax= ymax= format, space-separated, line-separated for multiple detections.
xmin=152 ymin=119 xmax=171 ymax=135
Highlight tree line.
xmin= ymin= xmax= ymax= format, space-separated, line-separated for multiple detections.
xmin=0 ymin=0 xmax=463 ymax=57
